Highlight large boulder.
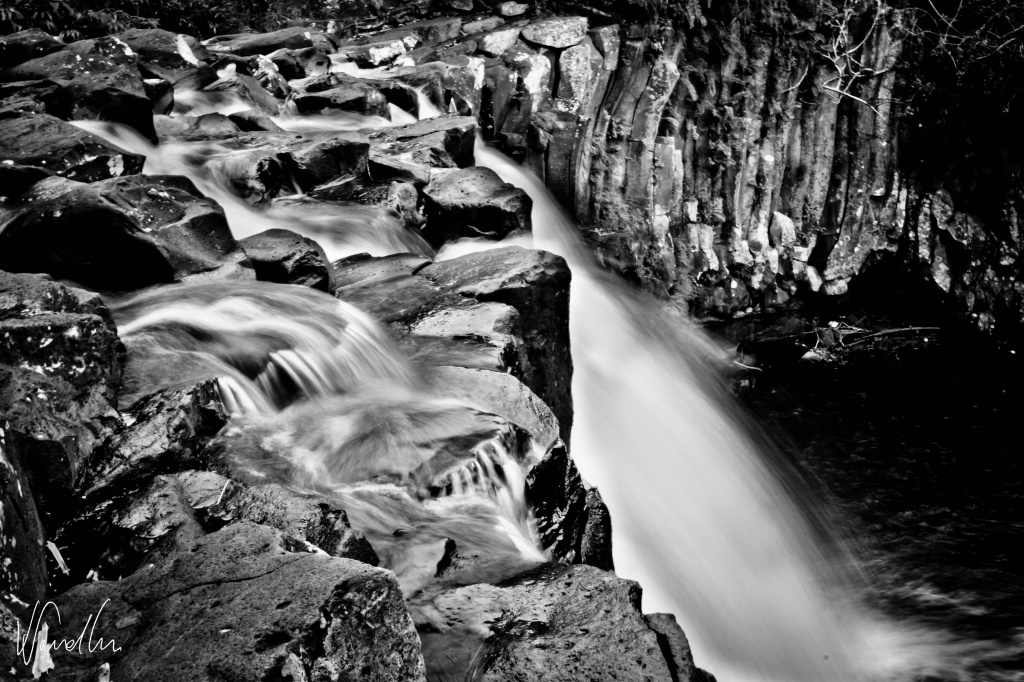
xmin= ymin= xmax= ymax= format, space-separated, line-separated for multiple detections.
xmin=115 ymin=28 xmax=218 ymax=90
xmin=0 ymin=114 xmax=145 ymax=182
xmin=0 ymin=29 xmax=64 ymax=69
xmin=37 ymin=522 xmax=426 ymax=682
xmin=205 ymin=27 xmax=316 ymax=57
xmin=521 ymin=16 xmax=589 ymax=48
xmin=239 ymin=228 xmax=336 ymax=292
xmin=0 ymin=271 xmax=123 ymax=522
xmin=0 ymin=175 xmax=254 ymax=290
xmin=422 ymin=166 xmax=532 ymax=246
xmin=366 ymin=115 xmax=477 ymax=181
xmin=415 ymin=562 xmax=693 ymax=681
xmin=287 ymin=79 xmax=390 ymax=117
xmin=202 ymin=72 xmax=282 ymax=114
xmin=526 ymin=444 xmax=613 ymax=570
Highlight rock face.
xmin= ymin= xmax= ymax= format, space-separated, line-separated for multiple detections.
xmin=0 ymin=419 xmax=47 ymax=617
xmin=240 ymin=228 xmax=336 ymax=291
xmin=422 ymin=166 xmax=533 ymax=246
xmin=0 ymin=271 xmax=122 ymax=522
xmin=41 ymin=523 xmax=426 ymax=682
xmin=0 ymin=175 xmax=253 ymax=290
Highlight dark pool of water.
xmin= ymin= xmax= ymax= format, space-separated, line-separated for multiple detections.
xmin=734 ymin=327 xmax=1024 ymax=680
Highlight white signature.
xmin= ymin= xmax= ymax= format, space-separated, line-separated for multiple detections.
xmin=15 ymin=599 xmax=121 ymax=674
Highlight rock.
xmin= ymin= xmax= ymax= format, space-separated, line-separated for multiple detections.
xmin=367 ymin=115 xmax=477 ymax=181
xmin=378 ymin=17 xmax=463 ymax=48
xmin=240 ymin=228 xmax=336 ymax=292
xmin=521 ymin=16 xmax=588 ymax=48
xmin=771 ymin=211 xmax=798 ymax=248
xmin=646 ymin=612 xmax=706 ymax=682
xmin=0 ymin=37 xmax=143 ymax=96
xmin=227 ymin=108 xmax=283 ymax=131
xmin=555 ymin=40 xmax=602 ymax=113
xmin=0 ymin=114 xmax=145 ymax=182
xmin=589 ymin=24 xmax=620 ymax=70
xmin=202 ymin=72 xmax=281 ymax=114
xmin=204 ymin=26 xmax=315 ymax=56
xmin=464 ymin=17 xmax=506 ymax=35
xmin=76 ymin=380 xmax=227 ymax=501
xmin=0 ymin=271 xmax=123 ymax=521
xmin=526 ymin=444 xmax=612 ymax=569
xmin=0 ymin=163 xmax=51 ymax=204
xmin=333 ymin=253 xmax=432 ymax=289
xmin=203 ymin=481 xmax=379 ymax=564
xmin=422 ymin=166 xmax=532 ymax=245
xmin=416 ymin=562 xmax=678 ymax=681
xmin=41 ymin=523 xmax=427 ymax=682
xmin=450 ymin=0 xmax=474 ymax=11
xmin=499 ymin=2 xmax=530 ymax=17
xmin=0 ymin=419 xmax=47 ymax=618
xmin=0 ymin=29 xmax=64 ymax=69
xmin=421 ymin=248 xmax=573 ymax=442
xmin=288 ymin=80 xmax=390 ymax=117
xmin=0 ymin=175 xmax=254 ymax=290
xmin=406 ymin=301 xmax=527 ymax=377
xmin=115 ymin=28 xmax=216 ymax=88
xmin=430 ymin=365 xmax=559 ymax=449
xmin=0 ymin=78 xmax=71 ymax=118
xmin=477 ymin=26 xmax=522 ymax=58
xmin=336 ymin=39 xmax=411 ymax=67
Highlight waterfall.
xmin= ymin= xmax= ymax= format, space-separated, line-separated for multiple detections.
xmin=472 ymin=142 xmax=966 ymax=682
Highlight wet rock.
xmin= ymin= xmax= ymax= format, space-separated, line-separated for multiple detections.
xmin=332 ymin=253 xmax=432 ymax=289
xmin=499 ymin=2 xmax=530 ymax=17
xmin=116 ymin=28 xmax=216 ymax=88
xmin=0 ymin=163 xmax=50 ymax=204
xmin=476 ymin=26 xmax=522 ymax=58
xmin=288 ymin=79 xmax=390 ymax=117
xmin=227 ymin=108 xmax=283 ymax=132
xmin=381 ymin=17 xmax=463 ymax=47
xmin=422 ymin=166 xmax=532 ymax=245
xmin=521 ymin=16 xmax=588 ymax=48
xmin=203 ymin=480 xmax=379 ymax=564
xmin=42 ymin=522 xmax=427 ymax=682
xmin=367 ymin=115 xmax=477 ymax=180
xmin=0 ymin=37 xmax=144 ymax=96
xmin=240 ymin=228 xmax=336 ymax=292
xmin=430 ymin=365 xmax=559 ymax=449
xmin=0 ymin=29 xmax=64 ymax=69
xmin=0 ymin=174 xmax=254 ymax=290
xmin=555 ymin=39 xmax=603 ymax=113
xmin=588 ymin=24 xmax=620 ymax=69
xmin=205 ymin=26 xmax=315 ymax=57
xmin=0 ymin=419 xmax=47 ymax=617
xmin=0 ymin=78 xmax=71 ymax=118
xmin=405 ymin=301 xmax=527 ymax=377
xmin=421 ymin=248 xmax=572 ymax=440
xmin=202 ymin=72 xmax=281 ymax=114
xmin=0 ymin=114 xmax=145 ymax=182
xmin=464 ymin=17 xmax=506 ymax=35
xmin=526 ymin=444 xmax=612 ymax=569
xmin=336 ymin=38 xmax=411 ymax=67
xmin=0 ymin=271 xmax=122 ymax=521
xmin=646 ymin=612 xmax=708 ymax=682
xmin=77 ymin=379 xmax=227 ymax=501
xmin=417 ymin=562 xmax=677 ymax=681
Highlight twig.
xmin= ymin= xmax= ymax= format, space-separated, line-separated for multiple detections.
xmin=844 ymin=326 xmax=941 ymax=347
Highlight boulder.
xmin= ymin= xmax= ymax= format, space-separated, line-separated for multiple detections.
xmin=287 ymin=80 xmax=390 ymax=117
xmin=240 ymin=228 xmax=336 ymax=292
xmin=204 ymin=27 xmax=316 ymax=56
xmin=0 ymin=163 xmax=51 ymax=204
xmin=366 ymin=115 xmax=477 ymax=180
xmin=202 ymin=72 xmax=282 ymax=114
xmin=77 ymin=379 xmax=228 ymax=501
xmin=477 ymin=26 xmax=523 ymax=58
xmin=0 ymin=78 xmax=71 ymax=118
xmin=416 ymin=562 xmax=684 ymax=681
xmin=227 ymin=108 xmax=283 ymax=131
xmin=0 ymin=419 xmax=47 ymax=618
xmin=526 ymin=444 xmax=613 ymax=569
xmin=421 ymin=248 xmax=573 ymax=442
xmin=0 ymin=29 xmax=64 ymax=69
xmin=335 ymin=39 xmax=411 ymax=67
xmin=115 ymin=28 xmax=216 ymax=87
xmin=39 ymin=523 xmax=426 ymax=682
xmin=377 ymin=17 xmax=463 ymax=47
xmin=0 ymin=114 xmax=145 ymax=182
xmin=429 ymin=365 xmax=559 ymax=449
xmin=405 ymin=300 xmax=527 ymax=376
xmin=521 ymin=16 xmax=589 ymax=48
xmin=0 ymin=271 xmax=123 ymax=522
xmin=422 ymin=166 xmax=532 ymax=245
xmin=0 ymin=175 xmax=254 ymax=290
xmin=464 ymin=17 xmax=506 ymax=34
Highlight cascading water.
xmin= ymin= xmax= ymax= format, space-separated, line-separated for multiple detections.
xmin=470 ymin=142 xmax=985 ymax=681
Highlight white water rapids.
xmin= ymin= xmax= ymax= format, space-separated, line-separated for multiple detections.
xmin=69 ymin=71 xmax=984 ymax=682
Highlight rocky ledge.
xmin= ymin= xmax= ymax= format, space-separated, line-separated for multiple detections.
xmin=0 ymin=7 xmax=714 ymax=682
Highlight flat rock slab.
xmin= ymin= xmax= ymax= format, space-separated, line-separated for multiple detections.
xmin=0 ymin=174 xmax=253 ymax=290
xmin=521 ymin=16 xmax=589 ymax=48
xmin=204 ymin=26 xmax=315 ymax=56
xmin=36 ymin=523 xmax=426 ymax=682
xmin=416 ymin=562 xmax=679 ymax=681
xmin=0 ymin=114 xmax=145 ymax=182
xmin=240 ymin=228 xmax=336 ymax=291
xmin=422 ymin=166 xmax=532 ymax=246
